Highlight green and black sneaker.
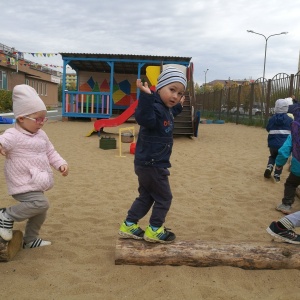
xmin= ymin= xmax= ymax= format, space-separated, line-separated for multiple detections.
xmin=119 ymin=221 xmax=144 ymax=240
xmin=143 ymin=225 xmax=176 ymax=244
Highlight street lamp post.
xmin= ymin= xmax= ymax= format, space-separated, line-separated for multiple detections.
xmin=247 ymin=30 xmax=288 ymax=122
xmin=204 ymin=68 xmax=209 ymax=87
xmin=246 ymin=30 xmax=288 ymax=81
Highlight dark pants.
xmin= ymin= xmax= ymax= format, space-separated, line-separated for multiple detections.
xmin=282 ymin=172 xmax=300 ymax=205
xmin=126 ymin=165 xmax=172 ymax=227
xmin=267 ymin=147 xmax=278 ymax=166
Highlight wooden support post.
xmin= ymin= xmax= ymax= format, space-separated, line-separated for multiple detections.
xmin=0 ymin=230 xmax=23 ymax=262
xmin=115 ymin=239 xmax=300 ymax=270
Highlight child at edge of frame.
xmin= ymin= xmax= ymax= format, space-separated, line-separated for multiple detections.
xmin=118 ymin=67 xmax=187 ymax=244
xmin=0 ymin=84 xmax=69 ymax=249
xmin=266 ymin=211 xmax=300 ymax=244
xmin=273 ymin=107 xmax=300 ymax=215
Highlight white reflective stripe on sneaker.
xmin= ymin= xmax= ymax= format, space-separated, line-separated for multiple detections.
xmin=278 ymin=217 xmax=294 ymax=230
xmin=0 ymin=209 xmax=14 ymax=228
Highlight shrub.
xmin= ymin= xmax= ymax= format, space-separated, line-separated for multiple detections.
xmin=0 ymin=90 xmax=13 ymax=113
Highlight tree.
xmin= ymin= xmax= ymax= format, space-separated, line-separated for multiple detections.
xmin=194 ymin=83 xmax=201 ymax=95
xmin=67 ymin=82 xmax=77 ymax=91
xmin=212 ymin=82 xmax=224 ymax=92
xmin=58 ymin=83 xmax=62 ymax=103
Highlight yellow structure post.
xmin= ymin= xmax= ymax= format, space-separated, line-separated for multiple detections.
xmin=117 ymin=127 xmax=136 ymax=157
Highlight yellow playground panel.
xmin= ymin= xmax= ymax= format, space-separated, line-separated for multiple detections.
xmin=146 ymin=66 xmax=160 ymax=86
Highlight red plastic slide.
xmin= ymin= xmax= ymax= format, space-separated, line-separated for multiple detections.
xmin=93 ymin=100 xmax=138 ymax=132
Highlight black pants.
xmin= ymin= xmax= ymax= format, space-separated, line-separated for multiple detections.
xmin=267 ymin=147 xmax=278 ymax=166
xmin=126 ymin=165 xmax=172 ymax=227
xmin=282 ymin=172 xmax=300 ymax=205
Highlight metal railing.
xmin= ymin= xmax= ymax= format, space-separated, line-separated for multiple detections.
xmin=195 ymin=71 xmax=300 ymax=126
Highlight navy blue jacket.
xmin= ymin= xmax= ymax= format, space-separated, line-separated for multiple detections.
xmin=288 ymin=103 xmax=300 ymax=114
xmin=134 ymin=91 xmax=182 ymax=168
xmin=266 ymin=113 xmax=293 ymax=149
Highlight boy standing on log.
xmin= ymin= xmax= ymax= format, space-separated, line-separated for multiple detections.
xmin=0 ymin=85 xmax=68 ymax=248
xmin=119 ymin=67 xmax=186 ymax=244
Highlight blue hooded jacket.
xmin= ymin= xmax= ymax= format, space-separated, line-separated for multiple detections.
xmin=266 ymin=113 xmax=293 ymax=149
xmin=134 ymin=91 xmax=182 ymax=168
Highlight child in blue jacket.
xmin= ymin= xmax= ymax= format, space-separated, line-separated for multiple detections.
xmin=274 ymin=107 xmax=300 ymax=214
xmin=118 ymin=67 xmax=186 ymax=243
xmin=264 ymin=98 xmax=293 ymax=182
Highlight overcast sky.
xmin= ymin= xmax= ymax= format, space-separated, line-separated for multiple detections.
xmin=1 ymin=0 xmax=299 ymax=86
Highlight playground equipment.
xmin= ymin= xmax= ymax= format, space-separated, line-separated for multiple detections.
xmin=86 ymin=100 xmax=138 ymax=137
xmin=99 ymin=137 xmax=117 ymax=150
xmin=87 ymin=65 xmax=161 ymax=137
xmin=117 ymin=127 xmax=135 ymax=157
xmin=0 ymin=116 xmax=15 ymax=124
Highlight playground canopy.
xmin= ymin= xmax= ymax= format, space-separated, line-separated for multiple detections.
xmin=59 ymin=53 xmax=192 ymax=120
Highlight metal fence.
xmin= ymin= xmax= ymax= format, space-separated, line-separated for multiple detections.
xmin=194 ymin=71 xmax=300 ymax=126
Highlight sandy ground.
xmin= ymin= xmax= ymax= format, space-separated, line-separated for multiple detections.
xmin=1 ymin=120 xmax=300 ymax=300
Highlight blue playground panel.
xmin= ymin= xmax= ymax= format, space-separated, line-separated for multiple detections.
xmin=0 ymin=116 xmax=15 ymax=124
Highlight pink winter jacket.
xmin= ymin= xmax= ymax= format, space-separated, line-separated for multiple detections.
xmin=0 ymin=125 xmax=67 ymax=195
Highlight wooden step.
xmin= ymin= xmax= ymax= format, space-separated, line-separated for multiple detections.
xmin=173 ymin=92 xmax=194 ymax=136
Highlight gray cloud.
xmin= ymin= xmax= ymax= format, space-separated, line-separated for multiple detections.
xmin=1 ymin=0 xmax=298 ymax=85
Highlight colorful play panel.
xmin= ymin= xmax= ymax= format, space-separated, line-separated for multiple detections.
xmin=60 ymin=53 xmax=191 ymax=123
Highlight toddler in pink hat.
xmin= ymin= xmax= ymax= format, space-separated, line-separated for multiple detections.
xmin=0 ymin=84 xmax=69 ymax=249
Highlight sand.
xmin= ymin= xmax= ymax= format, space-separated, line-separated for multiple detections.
xmin=1 ymin=120 xmax=300 ymax=300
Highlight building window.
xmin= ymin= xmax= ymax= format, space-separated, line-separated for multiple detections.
xmin=0 ymin=70 xmax=7 ymax=90
xmin=43 ymin=83 xmax=47 ymax=96
xmin=40 ymin=82 xmax=43 ymax=95
xmin=25 ymin=78 xmax=30 ymax=85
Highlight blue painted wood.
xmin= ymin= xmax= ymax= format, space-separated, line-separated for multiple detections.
xmin=61 ymin=55 xmax=190 ymax=119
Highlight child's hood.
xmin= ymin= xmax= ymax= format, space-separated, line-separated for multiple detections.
xmin=275 ymin=98 xmax=290 ymax=113
xmin=274 ymin=113 xmax=287 ymax=125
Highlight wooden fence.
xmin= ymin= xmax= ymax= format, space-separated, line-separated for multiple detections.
xmin=193 ymin=71 xmax=300 ymax=126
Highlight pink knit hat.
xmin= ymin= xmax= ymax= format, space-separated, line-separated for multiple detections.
xmin=13 ymin=84 xmax=46 ymax=118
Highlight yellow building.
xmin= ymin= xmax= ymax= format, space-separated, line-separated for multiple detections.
xmin=66 ymin=73 xmax=77 ymax=88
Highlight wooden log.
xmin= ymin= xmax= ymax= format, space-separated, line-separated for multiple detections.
xmin=115 ymin=239 xmax=300 ymax=270
xmin=0 ymin=230 xmax=23 ymax=262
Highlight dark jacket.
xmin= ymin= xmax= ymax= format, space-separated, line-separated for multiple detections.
xmin=266 ymin=113 xmax=293 ymax=149
xmin=134 ymin=91 xmax=182 ymax=168
xmin=288 ymin=104 xmax=300 ymax=114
